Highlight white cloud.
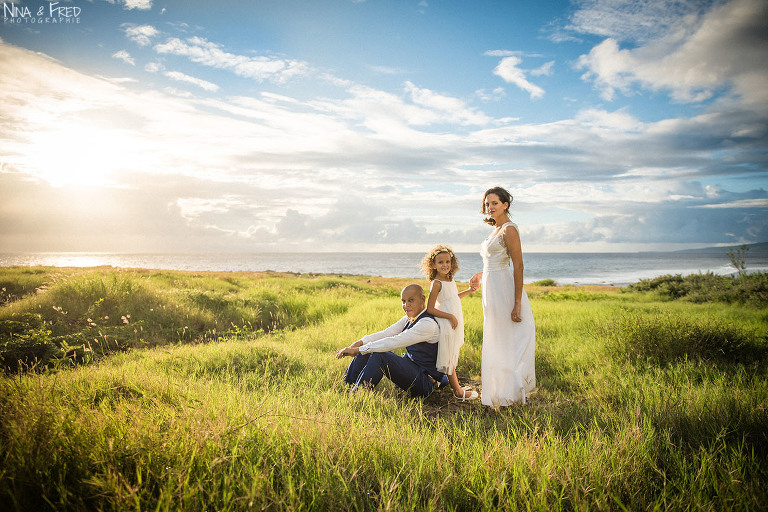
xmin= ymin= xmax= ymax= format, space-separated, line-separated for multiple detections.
xmin=163 ymin=87 xmax=194 ymax=98
xmin=102 ymin=76 xmax=138 ymax=84
xmin=475 ymin=87 xmax=506 ymax=102
xmin=164 ymin=70 xmax=219 ymax=92
xmin=111 ymin=50 xmax=135 ymax=66
xmin=124 ymin=24 xmax=159 ymax=46
xmin=492 ymin=56 xmax=545 ymax=99
xmin=575 ymin=108 xmax=644 ymax=132
xmin=404 ymin=81 xmax=491 ymax=126
xmin=0 ymin=39 xmax=765 ymax=252
xmin=531 ymin=61 xmax=554 ymax=77
xmin=695 ymin=198 xmax=768 ymax=209
xmin=144 ymin=61 xmax=164 ymax=73
xmin=484 ymin=50 xmax=522 ymax=58
xmin=567 ymin=0 xmax=713 ymax=42
xmin=368 ymin=64 xmax=407 ymax=75
xmin=575 ymin=0 xmax=768 ymax=108
xmin=306 ymin=83 xmax=454 ymax=146
xmin=153 ymin=36 xmax=310 ymax=83
xmin=519 ymin=183 xmax=768 ymax=247
xmin=123 ymin=0 xmax=152 ymax=10
xmin=176 ymin=196 xmax=245 ymax=221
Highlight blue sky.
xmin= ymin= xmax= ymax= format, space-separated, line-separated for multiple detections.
xmin=1 ymin=0 xmax=766 ymax=253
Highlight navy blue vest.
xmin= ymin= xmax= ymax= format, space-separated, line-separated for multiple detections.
xmin=403 ymin=311 xmax=443 ymax=380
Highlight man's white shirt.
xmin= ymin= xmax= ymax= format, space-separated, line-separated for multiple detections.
xmin=358 ymin=309 xmax=439 ymax=354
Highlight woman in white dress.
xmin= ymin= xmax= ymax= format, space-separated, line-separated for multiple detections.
xmin=470 ymin=186 xmax=536 ymax=407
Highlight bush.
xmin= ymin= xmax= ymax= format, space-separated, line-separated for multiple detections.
xmin=627 ymin=272 xmax=768 ymax=306
xmin=530 ymin=278 xmax=557 ymax=286
xmin=0 ymin=325 xmax=59 ymax=371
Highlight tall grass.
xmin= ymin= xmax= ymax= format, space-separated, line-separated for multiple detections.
xmin=1 ymin=268 xmax=767 ymax=510
xmin=601 ymin=310 xmax=767 ymax=367
xmin=0 ymin=268 xmax=404 ymax=371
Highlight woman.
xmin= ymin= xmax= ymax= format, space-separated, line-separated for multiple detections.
xmin=470 ymin=186 xmax=536 ymax=407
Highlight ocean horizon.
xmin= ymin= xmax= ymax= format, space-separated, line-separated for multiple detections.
xmin=3 ymin=248 xmax=767 ymax=287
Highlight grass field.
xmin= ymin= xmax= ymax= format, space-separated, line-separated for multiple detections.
xmin=1 ymin=267 xmax=767 ymax=511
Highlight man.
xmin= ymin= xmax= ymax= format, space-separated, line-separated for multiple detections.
xmin=336 ymin=284 xmax=446 ymax=397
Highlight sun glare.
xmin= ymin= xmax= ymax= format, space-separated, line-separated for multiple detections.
xmin=25 ymin=124 xmax=126 ymax=188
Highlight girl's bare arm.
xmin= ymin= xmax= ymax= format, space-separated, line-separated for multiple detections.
xmin=426 ymin=279 xmax=459 ymax=328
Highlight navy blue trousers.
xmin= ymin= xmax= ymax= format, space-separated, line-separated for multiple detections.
xmin=344 ymin=352 xmax=436 ymax=397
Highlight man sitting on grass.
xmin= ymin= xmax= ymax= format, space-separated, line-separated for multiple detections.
xmin=335 ymin=284 xmax=446 ymax=397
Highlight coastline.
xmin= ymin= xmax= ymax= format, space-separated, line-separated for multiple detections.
xmin=0 ymin=264 xmax=624 ymax=292
xmin=3 ymin=249 xmax=766 ymax=287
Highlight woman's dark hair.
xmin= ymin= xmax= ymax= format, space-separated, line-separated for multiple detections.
xmin=481 ymin=186 xmax=513 ymax=225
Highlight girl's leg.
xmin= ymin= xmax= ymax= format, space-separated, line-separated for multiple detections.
xmin=448 ymin=371 xmax=464 ymax=398
xmin=448 ymin=368 xmax=478 ymax=399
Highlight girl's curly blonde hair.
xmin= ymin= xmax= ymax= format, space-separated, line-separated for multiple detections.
xmin=419 ymin=244 xmax=460 ymax=281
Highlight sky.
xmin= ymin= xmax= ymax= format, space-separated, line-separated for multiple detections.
xmin=0 ymin=0 xmax=766 ymax=254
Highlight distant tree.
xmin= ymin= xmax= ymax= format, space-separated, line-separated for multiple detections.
xmin=727 ymin=244 xmax=749 ymax=276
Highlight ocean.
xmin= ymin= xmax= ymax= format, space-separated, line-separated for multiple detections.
xmin=2 ymin=248 xmax=767 ymax=286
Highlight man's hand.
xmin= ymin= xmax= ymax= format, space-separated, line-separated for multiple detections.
xmin=336 ymin=345 xmax=361 ymax=359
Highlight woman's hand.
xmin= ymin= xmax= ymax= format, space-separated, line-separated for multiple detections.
xmin=469 ymin=272 xmax=482 ymax=290
xmin=449 ymin=314 xmax=459 ymax=329
xmin=511 ymin=303 xmax=522 ymax=323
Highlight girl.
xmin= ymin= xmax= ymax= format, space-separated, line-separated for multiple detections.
xmin=420 ymin=245 xmax=479 ymax=400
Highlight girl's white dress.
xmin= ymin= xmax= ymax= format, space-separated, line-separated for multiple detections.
xmin=434 ymin=279 xmax=464 ymax=375
xmin=480 ymin=222 xmax=536 ymax=407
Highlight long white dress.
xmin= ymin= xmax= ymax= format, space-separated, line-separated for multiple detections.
xmin=434 ymin=279 xmax=464 ymax=375
xmin=480 ymin=222 xmax=536 ymax=407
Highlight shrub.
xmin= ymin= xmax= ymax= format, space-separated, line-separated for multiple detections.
xmin=627 ymin=272 xmax=768 ymax=306
xmin=0 ymin=325 xmax=59 ymax=371
xmin=530 ymin=278 xmax=557 ymax=287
